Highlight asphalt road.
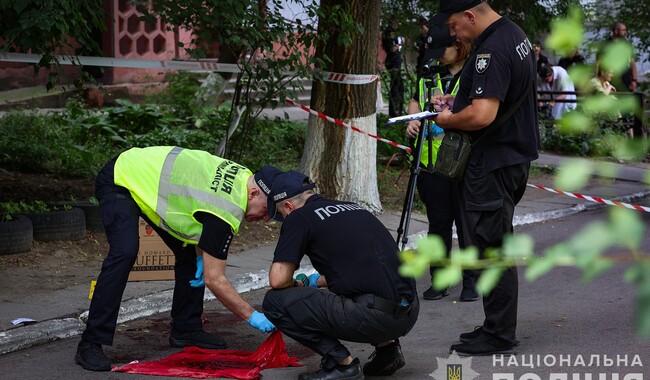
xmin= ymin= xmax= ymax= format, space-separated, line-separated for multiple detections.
xmin=1 ymin=206 xmax=649 ymax=380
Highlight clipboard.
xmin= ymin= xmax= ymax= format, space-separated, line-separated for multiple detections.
xmin=386 ymin=111 xmax=439 ymax=125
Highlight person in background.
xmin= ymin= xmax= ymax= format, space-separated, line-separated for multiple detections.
xmin=557 ymin=48 xmax=586 ymax=71
xmin=534 ymin=40 xmax=550 ymax=74
xmin=415 ymin=16 xmax=430 ymax=75
xmin=75 ymin=146 xmax=276 ymax=372
xmin=537 ymin=63 xmax=577 ymax=120
xmin=431 ymin=0 xmax=539 ymax=356
xmin=588 ymin=66 xmax=617 ymax=95
xmin=405 ymin=17 xmax=478 ymax=302
xmin=262 ymin=170 xmax=419 ymax=380
xmin=382 ymin=19 xmax=405 ymax=117
xmin=608 ymin=21 xmax=638 ymax=93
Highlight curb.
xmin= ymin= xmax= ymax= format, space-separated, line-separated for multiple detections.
xmin=0 ymin=267 xmax=317 ymax=356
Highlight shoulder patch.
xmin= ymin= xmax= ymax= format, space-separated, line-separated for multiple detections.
xmin=475 ymin=53 xmax=491 ymax=74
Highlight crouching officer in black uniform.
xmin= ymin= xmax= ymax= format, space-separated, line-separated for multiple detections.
xmin=260 ymin=168 xmax=419 ymax=380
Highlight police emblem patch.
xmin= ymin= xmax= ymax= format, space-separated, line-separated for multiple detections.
xmin=475 ymin=53 xmax=491 ymax=74
xmin=430 ymin=352 xmax=479 ymax=380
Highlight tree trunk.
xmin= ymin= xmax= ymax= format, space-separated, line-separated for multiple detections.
xmin=299 ymin=0 xmax=382 ymax=213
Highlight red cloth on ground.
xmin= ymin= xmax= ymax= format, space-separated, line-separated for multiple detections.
xmin=113 ymin=331 xmax=301 ymax=379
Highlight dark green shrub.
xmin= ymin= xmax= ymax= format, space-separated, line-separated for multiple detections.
xmin=0 ymin=112 xmax=63 ymax=171
xmin=229 ymin=116 xmax=307 ymax=170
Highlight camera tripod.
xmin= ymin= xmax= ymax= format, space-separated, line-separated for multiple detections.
xmin=395 ymin=78 xmax=439 ymax=250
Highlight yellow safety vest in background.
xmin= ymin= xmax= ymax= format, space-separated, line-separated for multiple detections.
xmin=416 ymin=69 xmax=460 ymax=168
xmin=114 ymin=146 xmax=251 ymax=244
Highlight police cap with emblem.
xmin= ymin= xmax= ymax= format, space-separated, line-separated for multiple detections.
xmin=422 ymin=19 xmax=456 ymax=65
xmin=438 ymin=0 xmax=484 ymax=19
xmin=253 ymin=166 xmax=283 ymax=216
xmin=256 ymin=169 xmax=316 ymax=222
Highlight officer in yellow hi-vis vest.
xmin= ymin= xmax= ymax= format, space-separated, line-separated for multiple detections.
xmin=76 ymin=146 xmax=282 ymax=372
xmin=405 ymin=18 xmax=479 ymax=303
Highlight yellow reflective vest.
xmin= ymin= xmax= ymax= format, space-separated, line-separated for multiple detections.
xmin=114 ymin=146 xmax=251 ymax=244
xmin=415 ymin=69 xmax=460 ymax=168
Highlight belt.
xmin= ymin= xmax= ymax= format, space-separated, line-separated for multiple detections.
xmin=351 ymin=294 xmax=412 ymax=315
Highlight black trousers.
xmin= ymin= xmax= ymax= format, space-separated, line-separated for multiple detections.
xmin=263 ymin=287 xmax=419 ymax=370
xmin=416 ymin=170 xmax=477 ymax=286
xmin=387 ymin=66 xmax=404 ymax=117
xmin=458 ymin=160 xmax=530 ymax=345
xmin=81 ymin=159 xmax=204 ymax=346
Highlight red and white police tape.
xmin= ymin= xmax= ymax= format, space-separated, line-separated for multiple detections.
xmin=319 ymin=71 xmax=380 ymax=85
xmin=0 ymin=53 xmax=378 ymax=84
xmin=286 ymin=98 xmax=650 ymax=214
xmin=527 ymin=184 xmax=650 ymax=213
xmin=284 ymin=98 xmax=412 ymax=153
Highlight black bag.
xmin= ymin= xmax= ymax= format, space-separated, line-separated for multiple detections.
xmin=433 ymin=131 xmax=471 ymax=181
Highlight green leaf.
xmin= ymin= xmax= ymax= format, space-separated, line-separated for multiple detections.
xmin=554 ymin=159 xmax=593 ymax=191
xmin=609 ymin=208 xmax=644 ymax=251
xmin=599 ymin=40 xmax=635 ymax=76
xmin=398 ymin=250 xmax=429 ymax=278
xmin=502 ymin=234 xmax=534 ymax=258
xmin=433 ymin=266 xmax=462 ymax=290
xmin=581 ymin=258 xmax=614 ymax=282
xmin=570 ymin=64 xmax=597 ymax=92
xmin=476 ymin=267 xmax=504 ymax=296
xmin=525 ymin=256 xmax=556 ymax=281
xmin=635 ymin=271 xmax=650 ymax=338
xmin=569 ymin=221 xmax=612 ymax=268
xmin=450 ymin=246 xmax=478 ymax=267
xmin=611 ymin=135 xmax=648 ymax=162
xmin=545 ymin=7 xmax=583 ymax=57
xmin=624 ymin=266 xmax=643 ymax=284
xmin=557 ymin=111 xmax=593 ymax=134
xmin=416 ymin=235 xmax=447 ymax=263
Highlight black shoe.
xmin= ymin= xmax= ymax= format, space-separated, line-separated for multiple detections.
xmin=459 ymin=286 xmax=479 ymax=302
xmin=75 ymin=339 xmax=111 ymax=371
xmin=459 ymin=326 xmax=520 ymax=346
xmin=423 ymin=287 xmax=449 ymax=300
xmin=298 ymin=358 xmax=364 ymax=380
xmin=450 ymin=332 xmax=515 ymax=357
xmin=459 ymin=326 xmax=482 ymax=342
xmin=363 ymin=340 xmax=405 ymax=376
xmin=169 ymin=330 xmax=227 ymax=349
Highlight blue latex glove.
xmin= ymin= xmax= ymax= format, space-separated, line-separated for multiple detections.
xmin=423 ymin=122 xmax=444 ymax=138
xmin=307 ymin=273 xmax=320 ymax=288
xmin=431 ymin=123 xmax=444 ymax=136
xmin=248 ymin=311 xmax=276 ymax=333
xmin=189 ymin=255 xmax=204 ymax=288
xmin=296 ymin=273 xmax=320 ymax=287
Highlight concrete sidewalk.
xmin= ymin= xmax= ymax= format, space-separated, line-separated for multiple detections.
xmin=0 ymin=153 xmax=648 ymax=355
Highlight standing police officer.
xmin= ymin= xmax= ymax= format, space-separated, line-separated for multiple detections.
xmin=432 ymin=0 xmax=539 ymax=356
xmin=261 ymin=169 xmax=419 ymax=380
xmin=75 ymin=146 xmax=276 ymax=371
xmin=406 ymin=20 xmax=478 ymax=302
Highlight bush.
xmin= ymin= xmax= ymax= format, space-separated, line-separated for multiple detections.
xmin=229 ymin=116 xmax=307 ymax=170
xmin=0 ymin=112 xmax=64 ymax=172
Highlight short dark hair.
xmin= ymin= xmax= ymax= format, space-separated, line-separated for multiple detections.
xmin=538 ymin=63 xmax=553 ymax=78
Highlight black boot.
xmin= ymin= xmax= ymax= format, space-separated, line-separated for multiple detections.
xmin=298 ymin=358 xmax=364 ymax=380
xmin=423 ymin=286 xmax=449 ymax=300
xmin=75 ymin=339 xmax=111 ymax=371
xmin=363 ymin=340 xmax=405 ymax=376
xmin=169 ymin=329 xmax=227 ymax=349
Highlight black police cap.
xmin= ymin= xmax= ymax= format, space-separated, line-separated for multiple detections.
xmin=438 ymin=0 xmax=485 ymax=19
